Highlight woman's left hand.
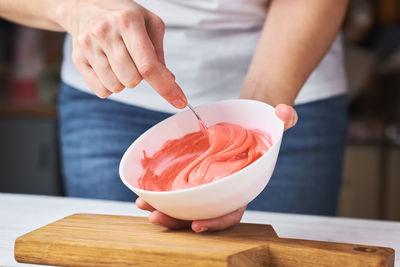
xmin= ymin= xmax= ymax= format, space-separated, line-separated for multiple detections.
xmin=136 ymin=104 xmax=298 ymax=232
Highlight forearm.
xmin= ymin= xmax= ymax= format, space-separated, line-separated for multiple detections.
xmin=0 ymin=0 xmax=65 ymax=31
xmin=241 ymin=0 xmax=348 ymax=106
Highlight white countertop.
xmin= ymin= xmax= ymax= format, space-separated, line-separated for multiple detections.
xmin=1 ymin=193 xmax=399 ymax=266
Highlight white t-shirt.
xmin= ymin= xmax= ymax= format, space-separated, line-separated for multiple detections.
xmin=61 ymin=0 xmax=346 ymax=113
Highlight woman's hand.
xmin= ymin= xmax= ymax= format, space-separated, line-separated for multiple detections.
xmin=56 ymin=0 xmax=187 ymax=108
xmin=136 ymin=104 xmax=298 ymax=232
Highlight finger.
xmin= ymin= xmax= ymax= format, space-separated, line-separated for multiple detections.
xmin=145 ymin=12 xmax=165 ymax=65
xmin=149 ymin=210 xmax=192 ymax=229
xmin=76 ymin=32 xmax=124 ymax=93
xmin=117 ymin=15 xmax=187 ymax=108
xmin=135 ymin=198 xmax=156 ymax=212
xmin=191 ymin=206 xmax=246 ymax=233
xmin=85 ymin=44 xmax=125 ymax=93
xmin=89 ymin=21 xmax=142 ymax=88
xmin=275 ymin=104 xmax=298 ymax=131
xmin=104 ymin=38 xmax=143 ymax=88
xmin=72 ymin=51 xmax=112 ymax=98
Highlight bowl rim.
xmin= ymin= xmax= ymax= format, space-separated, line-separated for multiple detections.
xmin=119 ymin=99 xmax=284 ymax=195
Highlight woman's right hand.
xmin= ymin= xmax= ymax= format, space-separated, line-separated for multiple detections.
xmin=56 ymin=0 xmax=187 ymax=108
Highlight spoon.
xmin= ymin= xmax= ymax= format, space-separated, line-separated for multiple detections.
xmin=187 ymin=103 xmax=208 ymax=134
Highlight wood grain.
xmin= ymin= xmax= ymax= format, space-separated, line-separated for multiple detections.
xmin=14 ymin=214 xmax=395 ymax=267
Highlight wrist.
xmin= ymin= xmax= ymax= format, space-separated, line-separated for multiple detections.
xmin=240 ymin=79 xmax=297 ymax=107
xmin=53 ymin=0 xmax=74 ymax=32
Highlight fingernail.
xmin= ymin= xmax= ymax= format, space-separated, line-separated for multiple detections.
xmin=148 ymin=212 xmax=156 ymax=221
xmin=291 ymin=112 xmax=298 ymax=126
xmin=172 ymin=98 xmax=187 ymax=109
xmin=195 ymin=227 xmax=208 ymax=233
xmin=172 ymin=82 xmax=188 ymax=109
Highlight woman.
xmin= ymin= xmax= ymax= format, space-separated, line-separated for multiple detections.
xmin=0 ymin=0 xmax=348 ymax=232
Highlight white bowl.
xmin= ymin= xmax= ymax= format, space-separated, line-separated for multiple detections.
xmin=119 ymin=99 xmax=283 ymax=220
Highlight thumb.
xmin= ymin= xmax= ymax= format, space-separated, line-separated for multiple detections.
xmin=275 ymin=104 xmax=298 ymax=131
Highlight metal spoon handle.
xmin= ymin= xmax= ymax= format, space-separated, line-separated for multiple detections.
xmin=187 ymin=104 xmax=202 ymax=122
xmin=187 ymin=103 xmax=208 ymax=132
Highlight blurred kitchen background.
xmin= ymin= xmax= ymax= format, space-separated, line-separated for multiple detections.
xmin=0 ymin=0 xmax=399 ymax=221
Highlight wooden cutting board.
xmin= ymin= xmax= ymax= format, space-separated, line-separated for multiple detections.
xmin=14 ymin=214 xmax=394 ymax=267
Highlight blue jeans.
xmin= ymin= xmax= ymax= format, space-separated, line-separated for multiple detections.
xmin=58 ymin=82 xmax=348 ymax=216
